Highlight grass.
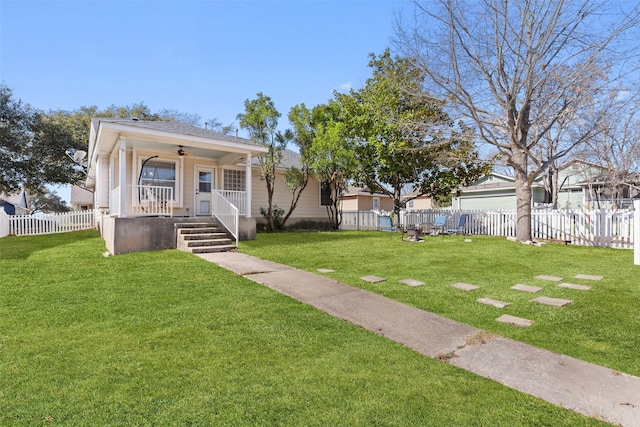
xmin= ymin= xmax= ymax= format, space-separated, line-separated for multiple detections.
xmin=241 ymin=231 xmax=640 ymax=378
xmin=0 ymin=230 xmax=607 ymax=425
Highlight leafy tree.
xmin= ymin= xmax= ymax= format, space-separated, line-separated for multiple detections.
xmin=101 ymin=102 xmax=161 ymax=121
xmin=279 ymin=104 xmax=314 ymax=230
xmin=0 ymin=84 xmax=35 ymax=193
xmin=237 ymin=93 xmax=285 ymax=231
xmin=157 ymin=109 xmax=202 ymax=126
xmin=29 ymin=187 xmax=71 ymax=213
xmin=336 ymin=50 xmax=487 ymax=226
xmin=30 ymin=110 xmax=89 ymax=190
xmin=307 ymin=102 xmax=356 ymax=230
xmin=397 ymin=0 xmax=640 ymax=241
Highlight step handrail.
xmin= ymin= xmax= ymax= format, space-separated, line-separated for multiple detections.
xmin=212 ymin=190 xmax=239 ymax=247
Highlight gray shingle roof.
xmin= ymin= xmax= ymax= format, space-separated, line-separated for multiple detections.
xmin=251 ymin=148 xmax=303 ymax=169
xmin=94 ymin=119 xmax=261 ymax=147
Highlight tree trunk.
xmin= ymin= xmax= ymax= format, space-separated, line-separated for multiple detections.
xmin=551 ymin=166 xmax=559 ymax=209
xmin=266 ymin=179 xmax=275 ymax=232
xmin=514 ymin=174 xmax=533 ymax=242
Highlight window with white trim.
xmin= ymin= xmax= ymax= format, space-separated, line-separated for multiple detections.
xmin=140 ymin=159 xmax=177 ymax=200
xmin=373 ymin=197 xmax=380 ymax=210
xmin=223 ymin=169 xmax=246 ymax=191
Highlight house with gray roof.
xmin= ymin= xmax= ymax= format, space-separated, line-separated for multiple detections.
xmin=85 ymin=119 xmax=330 ymax=254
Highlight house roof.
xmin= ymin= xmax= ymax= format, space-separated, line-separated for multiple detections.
xmin=91 ymin=119 xmax=262 ymax=147
xmin=400 ymin=191 xmax=432 ymax=200
xmin=0 ymin=189 xmax=28 ymax=207
xmin=250 ymin=148 xmax=304 ymax=170
xmin=342 ymin=186 xmax=391 ymax=197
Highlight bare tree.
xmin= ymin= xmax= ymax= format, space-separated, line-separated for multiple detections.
xmin=532 ymin=64 xmax=606 ymax=208
xmin=396 ymin=0 xmax=639 ymax=241
xmin=579 ymin=89 xmax=640 ymax=208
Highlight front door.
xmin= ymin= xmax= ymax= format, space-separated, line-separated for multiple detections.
xmin=195 ymin=166 xmax=215 ymax=215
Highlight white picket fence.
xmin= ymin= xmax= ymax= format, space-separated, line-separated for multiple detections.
xmin=0 ymin=210 xmax=94 ymax=237
xmin=342 ymin=208 xmax=635 ymax=249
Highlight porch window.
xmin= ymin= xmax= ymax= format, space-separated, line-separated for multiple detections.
xmin=140 ymin=159 xmax=176 ymax=199
xmin=223 ymin=169 xmax=246 ymax=191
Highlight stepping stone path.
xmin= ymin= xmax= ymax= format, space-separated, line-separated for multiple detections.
xmin=399 ymin=279 xmax=425 ymax=287
xmin=558 ymin=283 xmax=591 ymax=291
xmin=360 ymin=275 xmax=386 ymax=283
xmin=496 ymin=314 xmax=533 ymax=328
xmin=574 ymin=274 xmax=604 ymax=281
xmin=535 ymin=275 xmax=563 ymax=282
xmin=477 ymin=297 xmax=510 ymax=308
xmin=451 ymin=282 xmax=480 ymax=291
xmin=511 ymin=284 xmax=543 ymax=293
xmin=317 ymin=268 xmax=335 ymax=273
xmin=530 ymin=296 xmax=573 ymax=307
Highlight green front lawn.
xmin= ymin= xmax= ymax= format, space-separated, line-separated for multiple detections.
xmin=0 ymin=230 xmax=605 ymax=425
xmin=241 ymin=231 xmax=640 ymax=378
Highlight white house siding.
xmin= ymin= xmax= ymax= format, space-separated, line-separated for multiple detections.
xmin=250 ymin=171 xmax=328 ymax=225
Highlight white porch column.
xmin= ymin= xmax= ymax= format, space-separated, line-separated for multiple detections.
xmin=118 ymin=137 xmax=127 ymax=217
xmin=245 ymin=153 xmax=252 ymax=217
xmin=634 ymin=200 xmax=639 ymax=265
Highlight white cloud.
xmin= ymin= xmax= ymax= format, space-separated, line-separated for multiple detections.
xmin=333 ymin=82 xmax=352 ymax=93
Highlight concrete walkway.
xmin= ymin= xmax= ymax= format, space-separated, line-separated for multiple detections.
xmin=197 ymin=252 xmax=640 ymax=427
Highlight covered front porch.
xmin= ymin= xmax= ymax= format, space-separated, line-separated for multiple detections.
xmin=86 ymin=119 xmax=268 ymax=254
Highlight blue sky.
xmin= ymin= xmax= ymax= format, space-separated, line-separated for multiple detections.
xmin=1 ymin=0 xmax=403 ymax=129
xmin=1 ymin=0 xmax=406 ymax=202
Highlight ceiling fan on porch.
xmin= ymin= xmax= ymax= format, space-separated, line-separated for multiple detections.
xmin=176 ymin=145 xmax=191 ymax=157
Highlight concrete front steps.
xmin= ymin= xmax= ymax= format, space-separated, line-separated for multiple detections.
xmin=176 ymin=222 xmax=236 ymax=254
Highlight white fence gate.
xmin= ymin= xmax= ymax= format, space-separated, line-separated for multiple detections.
xmin=0 ymin=210 xmax=94 ymax=237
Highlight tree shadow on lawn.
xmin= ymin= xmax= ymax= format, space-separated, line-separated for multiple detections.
xmin=0 ymin=229 xmax=101 ymax=260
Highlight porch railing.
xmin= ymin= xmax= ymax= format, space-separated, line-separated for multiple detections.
xmin=213 ymin=190 xmax=238 ymax=247
xmin=132 ymin=185 xmax=173 ymax=217
xmin=217 ymin=190 xmax=247 ymax=216
xmin=109 ymin=185 xmax=174 ymax=217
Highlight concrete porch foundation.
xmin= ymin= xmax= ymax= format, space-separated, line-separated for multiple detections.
xmin=99 ymin=216 xmax=256 ymax=255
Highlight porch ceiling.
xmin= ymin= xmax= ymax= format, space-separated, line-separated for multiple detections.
xmin=128 ymin=138 xmax=233 ymax=161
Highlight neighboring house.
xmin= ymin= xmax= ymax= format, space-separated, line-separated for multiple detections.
xmin=452 ymin=159 xmax=640 ymax=210
xmin=339 ymin=186 xmax=394 ymax=212
xmin=0 ymin=189 xmax=29 ymax=215
xmin=70 ymin=185 xmax=94 ymax=211
xmin=85 ymin=119 xmax=329 ymax=254
xmin=402 ymin=192 xmax=433 ymax=211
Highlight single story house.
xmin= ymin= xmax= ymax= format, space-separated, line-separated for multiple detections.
xmin=402 ymin=192 xmax=433 ymax=211
xmin=452 ymin=159 xmax=638 ymax=210
xmin=339 ymin=186 xmax=394 ymax=212
xmin=85 ymin=119 xmax=329 ymax=254
xmin=0 ymin=189 xmax=29 ymax=215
